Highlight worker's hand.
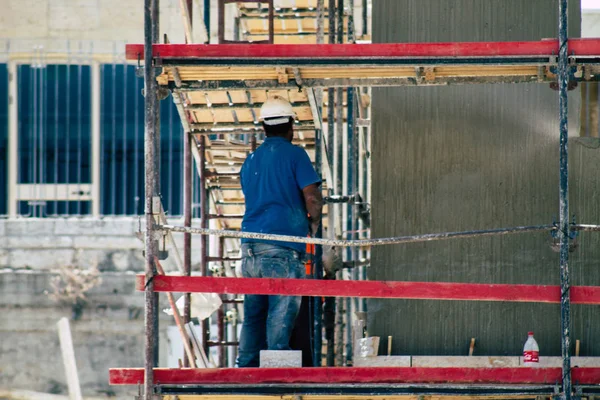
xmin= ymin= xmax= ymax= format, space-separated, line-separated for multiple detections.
xmin=322 ymin=246 xmax=343 ymax=279
xmin=310 ymin=220 xmax=320 ymax=237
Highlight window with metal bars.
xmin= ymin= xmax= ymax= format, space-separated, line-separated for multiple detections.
xmin=16 ymin=64 xmax=92 ymax=217
xmin=100 ymin=64 xmax=185 ymax=217
xmin=7 ymin=63 xmax=186 ymax=217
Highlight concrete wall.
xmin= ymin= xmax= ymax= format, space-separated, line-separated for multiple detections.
xmin=0 ymin=218 xmax=205 ymax=272
xmin=368 ymin=0 xmax=599 ymax=357
xmin=0 ymin=269 xmax=170 ymax=398
xmin=0 ymin=218 xmax=219 ymax=397
xmin=0 ymin=0 xmax=208 ymax=48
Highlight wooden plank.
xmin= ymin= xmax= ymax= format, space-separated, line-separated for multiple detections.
xmin=109 ymin=366 xmax=600 ymax=385
xmin=57 ymin=318 xmax=83 ymax=400
xmin=133 ymin=275 xmax=600 ymax=304
xmin=126 ymin=39 xmax=600 ymax=60
xmin=162 ymin=66 xmax=542 ymax=85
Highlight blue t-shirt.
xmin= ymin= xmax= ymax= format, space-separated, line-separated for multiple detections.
xmin=241 ymin=136 xmax=321 ymax=253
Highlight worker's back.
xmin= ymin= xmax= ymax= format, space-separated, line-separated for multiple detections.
xmin=241 ymin=136 xmax=318 ymax=253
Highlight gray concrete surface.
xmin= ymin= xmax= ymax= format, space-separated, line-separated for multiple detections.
xmin=0 ymin=218 xmax=203 ymax=272
xmin=0 ymin=218 xmax=207 ymax=397
xmin=0 ymin=269 xmax=171 ymax=398
xmin=368 ymin=0 xmax=600 ymax=357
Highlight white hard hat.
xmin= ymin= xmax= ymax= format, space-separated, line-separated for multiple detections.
xmin=259 ymin=96 xmax=296 ymax=126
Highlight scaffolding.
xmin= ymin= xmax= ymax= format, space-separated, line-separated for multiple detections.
xmin=110 ymin=0 xmax=600 ymax=399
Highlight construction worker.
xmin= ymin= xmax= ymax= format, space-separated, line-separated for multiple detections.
xmin=237 ymin=96 xmax=323 ymax=368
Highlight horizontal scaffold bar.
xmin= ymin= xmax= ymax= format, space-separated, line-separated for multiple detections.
xmin=157 ymin=223 xmax=554 ymax=247
xmin=126 ymin=39 xmax=600 ymax=61
xmin=135 ymin=275 xmax=600 ymax=304
xmin=109 ymin=366 xmax=600 ymax=385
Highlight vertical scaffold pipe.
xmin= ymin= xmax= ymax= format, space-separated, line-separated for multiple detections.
xmin=334 ymin=0 xmax=345 ymax=367
xmin=143 ymin=0 xmax=159 ymax=397
xmin=558 ymin=0 xmax=572 ymax=399
xmin=204 ymin=0 xmax=211 ymax=43
xmin=199 ymin=136 xmax=210 ymax=355
xmin=183 ymin=135 xmax=192 ymax=367
xmin=313 ymin=0 xmax=325 ymax=367
xmin=325 ymin=0 xmax=336 ymax=368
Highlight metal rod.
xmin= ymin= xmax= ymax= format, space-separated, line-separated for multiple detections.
xmin=316 ymin=0 xmax=325 ymax=44
xmin=313 ymin=86 xmax=324 ymax=367
xmin=558 ymin=0 xmax=571 ymax=398
xmin=572 ymin=224 xmax=600 ymax=231
xmin=334 ymin=0 xmax=345 ymax=366
xmin=207 ymin=341 xmax=240 ymax=347
xmin=218 ymin=0 xmax=225 ymax=43
xmin=204 ymin=0 xmax=210 ymax=43
xmin=143 ymin=0 xmax=159 ymax=397
xmin=328 ymin=0 xmax=335 ymax=44
xmin=152 ymin=0 xmax=161 ymax=371
xmin=158 ymin=223 xmax=555 ymax=247
xmin=199 ymin=135 xmax=210 ymax=356
xmin=217 ymin=236 xmax=226 ymax=368
xmin=207 ymin=256 xmax=242 ymax=262
xmin=345 ymin=86 xmax=355 ymax=365
xmin=362 ymin=0 xmax=367 ymax=37
xmin=222 ymin=298 xmax=244 ymax=304
xmin=268 ymin=0 xmax=275 ymax=44
xmin=325 ymin=0 xmax=337 ymax=367
xmin=183 ymin=133 xmax=193 ymax=367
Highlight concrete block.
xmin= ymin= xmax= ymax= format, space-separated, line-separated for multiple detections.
xmin=0 ymin=250 xmax=8 ymax=267
xmin=6 ymin=219 xmax=56 ymax=236
xmin=8 ymin=249 xmax=75 ymax=270
xmin=72 ymin=235 xmax=142 ymax=250
xmin=0 ymin=221 xmax=6 ymax=236
xmin=5 ymin=235 xmax=73 ymax=249
xmin=260 ymin=350 xmax=302 ymax=368
xmin=412 ymin=356 xmax=520 ymax=368
xmin=354 ymin=356 xmax=411 ymax=367
xmin=54 ymin=218 xmax=137 ymax=236
xmin=0 ymin=271 xmax=55 ymax=306
xmin=72 ymin=249 xmax=107 ymax=270
xmin=572 ymin=357 xmax=600 ymax=367
xmin=72 ymin=249 xmax=143 ymax=272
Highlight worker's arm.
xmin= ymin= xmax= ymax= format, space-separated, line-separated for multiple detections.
xmin=302 ymin=183 xmax=323 ymax=237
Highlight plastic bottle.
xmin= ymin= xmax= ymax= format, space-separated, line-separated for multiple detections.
xmin=523 ymin=331 xmax=540 ymax=366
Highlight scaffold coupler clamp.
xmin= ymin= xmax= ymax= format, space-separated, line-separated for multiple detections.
xmin=550 ymin=215 xmax=579 ymax=253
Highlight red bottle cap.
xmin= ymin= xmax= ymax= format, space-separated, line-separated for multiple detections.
xmin=528 ymin=331 xmax=534 ymax=336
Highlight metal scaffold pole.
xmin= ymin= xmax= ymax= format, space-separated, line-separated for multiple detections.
xmin=558 ymin=0 xmax=572 ymax=399
xmin=334 ymin=0 xmax=345 ymax=367
xmin=313 ymin=0 xmax=326 ymax=368
xmin=182 ymin=0 xmax=193 ymax=369
xmin=143 ymin=0 xmax=160 ymax=397
xmin=183 ymin=133 xmax=193 ymax=367
xmin=199 ymin=135 xmax=210 ymax=355
xmin=324 ymin=0 xmax=337 ymax=368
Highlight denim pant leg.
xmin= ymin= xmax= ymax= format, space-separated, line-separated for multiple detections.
xmin=237 ymin=255 xmax=268 ymax=367
xmin=259 ymin=250 xmax=305 ymax=350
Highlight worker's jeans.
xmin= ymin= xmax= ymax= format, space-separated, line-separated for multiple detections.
xmin=237 ymin=243 xmax=305 ymax=367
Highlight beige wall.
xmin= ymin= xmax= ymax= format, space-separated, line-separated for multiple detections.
xmin=0 ymin=0 xmax=210 ymax=52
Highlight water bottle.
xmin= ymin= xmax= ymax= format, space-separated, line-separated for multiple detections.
xmin=523 ymin=331 xmax=539 ymax=366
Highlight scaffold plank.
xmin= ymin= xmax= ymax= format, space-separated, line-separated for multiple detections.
xmin=109 ymin=366 xmax=600 ymax=385
xmin=126 ymin=39 xmax=600 ymax=60
xmin=134 ymin=275 xmax=600 ymax=304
